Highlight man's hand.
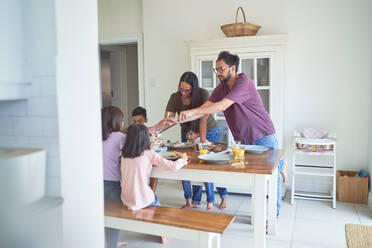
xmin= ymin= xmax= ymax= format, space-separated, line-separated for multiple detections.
xmin=178 ymin=109 xmax=195 ymax=123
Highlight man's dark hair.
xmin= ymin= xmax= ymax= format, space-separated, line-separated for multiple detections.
xmin=131 ymin=106 xmax=147 ymax=119
xmin=121 ymin=124 xmax=150 ymax=158
xmin=217 ymin=51 xmax=240 ymax=72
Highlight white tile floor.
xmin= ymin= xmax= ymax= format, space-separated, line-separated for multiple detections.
xmin=118 ymin=180 xmax=372 ymax=248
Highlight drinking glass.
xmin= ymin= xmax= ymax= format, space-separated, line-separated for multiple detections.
xmin=198 ymin=143 xmax=208 ymax=155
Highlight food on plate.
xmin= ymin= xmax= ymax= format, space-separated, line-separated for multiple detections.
xmin=208 ymin=144 xmax=226 ymax=152
xmin=168 ymin=153 xmax=177 ymax=158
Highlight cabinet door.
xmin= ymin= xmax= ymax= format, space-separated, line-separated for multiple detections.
xmin=240 ymin=54 xmax=271 ymax=114
xmin=196 ymin=57 xmax=232 ymax=144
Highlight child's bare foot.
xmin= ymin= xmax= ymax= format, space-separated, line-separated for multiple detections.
xmin=160 ymin=236 xmax=167 ymax=244
xmin=207 ymin=202 xmax=214 ymax=210
xmin=117 ymin=241 xmax=128 ymax=248
xmin=181 ymin=199 xmax=192 ymax=209
xmin=219 ymin=198 xmax=227 ymax=209
xmin=281 ymin=160 xmax=288 ymax=183
xmin=192 ymin=203 xmax=201 ymax=208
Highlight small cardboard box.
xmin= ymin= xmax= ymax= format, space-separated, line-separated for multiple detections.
xmin=337 ymin=170 xmax=369 ymax=204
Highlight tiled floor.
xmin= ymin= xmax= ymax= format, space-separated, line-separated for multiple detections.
xmin=118 ymin=180 xmax=372 ymax=248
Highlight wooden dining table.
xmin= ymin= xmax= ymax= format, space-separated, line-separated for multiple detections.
xmin=150 ymin=148 xmax=283 ymax=248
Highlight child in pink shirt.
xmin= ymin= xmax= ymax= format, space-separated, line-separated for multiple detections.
xmin=120 ymin=124 xmax=188 ymax=243
xmin=121 ymin=124 xmax=188 ymax=210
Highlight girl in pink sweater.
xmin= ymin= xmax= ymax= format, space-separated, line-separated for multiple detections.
xmin=121 ymin=124 xmax=188 ymax=210
xmin=120 ymin=124 xmax=188 ymax=243
xmin=120 ymin=124 xmax=187 ymax=243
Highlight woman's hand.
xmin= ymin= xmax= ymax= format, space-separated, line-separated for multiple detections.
xmin=148 ymin=126 xmax=156 ymax=134
xmin=165 ymin=116 xmax=178 ymax=126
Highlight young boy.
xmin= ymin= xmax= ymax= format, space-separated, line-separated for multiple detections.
xmin=184 ymin=125 xmax=201 ymax=144
xmin=123 ymin=106 xmax=148 ymax=133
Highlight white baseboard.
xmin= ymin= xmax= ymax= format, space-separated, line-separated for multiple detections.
xmin=368 ymin=192 xmax=372 ymax=214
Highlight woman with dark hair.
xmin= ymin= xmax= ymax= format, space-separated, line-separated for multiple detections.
xmin=101 ymin=106 xmax=127 ymax=248
xmin=120 ymin=124 xmax=188 ymax=244
xmin=149 ymin=71 xmax=227 ymax=210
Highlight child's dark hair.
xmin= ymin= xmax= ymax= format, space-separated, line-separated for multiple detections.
xmin=121 ymin=124 xmax=151 ymax=158
xmin=131 ymin=106 xmax=147 ymax=119
xmin=217 ymin=51 xmax=240 ymax=72
xmin=184 ymin=122 xmax=200 ymax=134
xmin=101 ymin=106 xmax=124 ymax=140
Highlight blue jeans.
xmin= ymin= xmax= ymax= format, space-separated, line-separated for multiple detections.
xmin=248 ymin=134 xmax=284 ymax=218
xmin=147 ymin=194 xmax=161 ymax=207
xmin=182 ymin=128 xmax=228 ymax=204
xmin=104 ymin=180 xmax=121 ymax=248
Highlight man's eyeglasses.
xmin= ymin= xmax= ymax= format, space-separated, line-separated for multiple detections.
xmin=179 ymin=87 xmax=192 ymax=94
xmin=213 ymin=66 xmax=228 ymax=74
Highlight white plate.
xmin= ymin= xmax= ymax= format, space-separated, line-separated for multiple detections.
xmin=198 ymin=153 xmax=233 ymax=164
xmin=244 ymin=145 xmax=270 ymax=153
xmin=160 ymin=152 xmax=179 ymax=160
xmin=165 ymin=142 xmax=193 ymax=149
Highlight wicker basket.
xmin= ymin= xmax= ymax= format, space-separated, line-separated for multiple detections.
xmin=221 ymin=7 xmax=261 ymax=37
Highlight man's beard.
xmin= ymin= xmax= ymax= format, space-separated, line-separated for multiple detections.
xmin=219 ymin=72 xmax=232 ymax=84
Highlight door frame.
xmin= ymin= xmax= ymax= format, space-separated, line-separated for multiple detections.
xmin=99 ymin=33 xmax=145 ymax=107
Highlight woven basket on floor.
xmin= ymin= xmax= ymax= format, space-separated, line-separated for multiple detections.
xmin=221 ymin=7 xmax=261 ymax=37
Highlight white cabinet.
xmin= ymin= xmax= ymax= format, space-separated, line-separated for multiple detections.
xmin=186 ymin=35 xmax=286 ymax=147
xmin=0 ymin=1 xmax=30 ymax=101
xmin=291 ymin=137 xmax=337 ymax=208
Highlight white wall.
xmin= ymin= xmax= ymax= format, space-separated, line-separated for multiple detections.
xmin=98 ymin=0 xmax=143 ymax=37
xmin=55 ymin=0 xmax=105 ymax=246
xmin=0 ymin=0 xmax=60 ymax=196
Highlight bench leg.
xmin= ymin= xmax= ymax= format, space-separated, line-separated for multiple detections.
xmin=199 ymin=232 xmax=220 ymax=248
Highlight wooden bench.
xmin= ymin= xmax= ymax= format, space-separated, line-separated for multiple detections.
xmin=104 ymin=200 xmax=235 ymax=248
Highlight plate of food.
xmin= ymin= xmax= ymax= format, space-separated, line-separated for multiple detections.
xmin=198 ymin=153 xmax=233 ymax=164
xmin=165 ymin=141 xmax=194 ymax=149
xmin=160 ymin=152 xmax=179 ymax=161
xmin=244 ymin=145 xmax=270 ymax=154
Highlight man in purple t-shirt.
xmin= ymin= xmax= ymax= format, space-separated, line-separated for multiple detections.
xmin=179 ymin=51 xmax=275 ymax=144
xmin=178 ymin=51 xmax=285 ymax=216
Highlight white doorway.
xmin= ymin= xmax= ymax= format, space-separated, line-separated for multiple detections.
xmin=99 ymin=34 xmax=144 ymax=127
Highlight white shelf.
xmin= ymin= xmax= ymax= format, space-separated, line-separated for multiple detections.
xmin=294 ymin=149 xmax=335 ymax=156
xmin=294 ymin=163 xmax=335 ymax=168
xmin=0 ymin=82 xmax=30 ymax=101
xmin=293 ymin=191 xmax=333 ymax=200
xmin=295 ymin=138 xmax=336 ymax=146
xmin=294 ymin=166 xmax=334 ymax=177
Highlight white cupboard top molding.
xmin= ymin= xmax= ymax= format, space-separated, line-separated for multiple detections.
xmin=186 ymin=34 xmax=287 ymax=53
